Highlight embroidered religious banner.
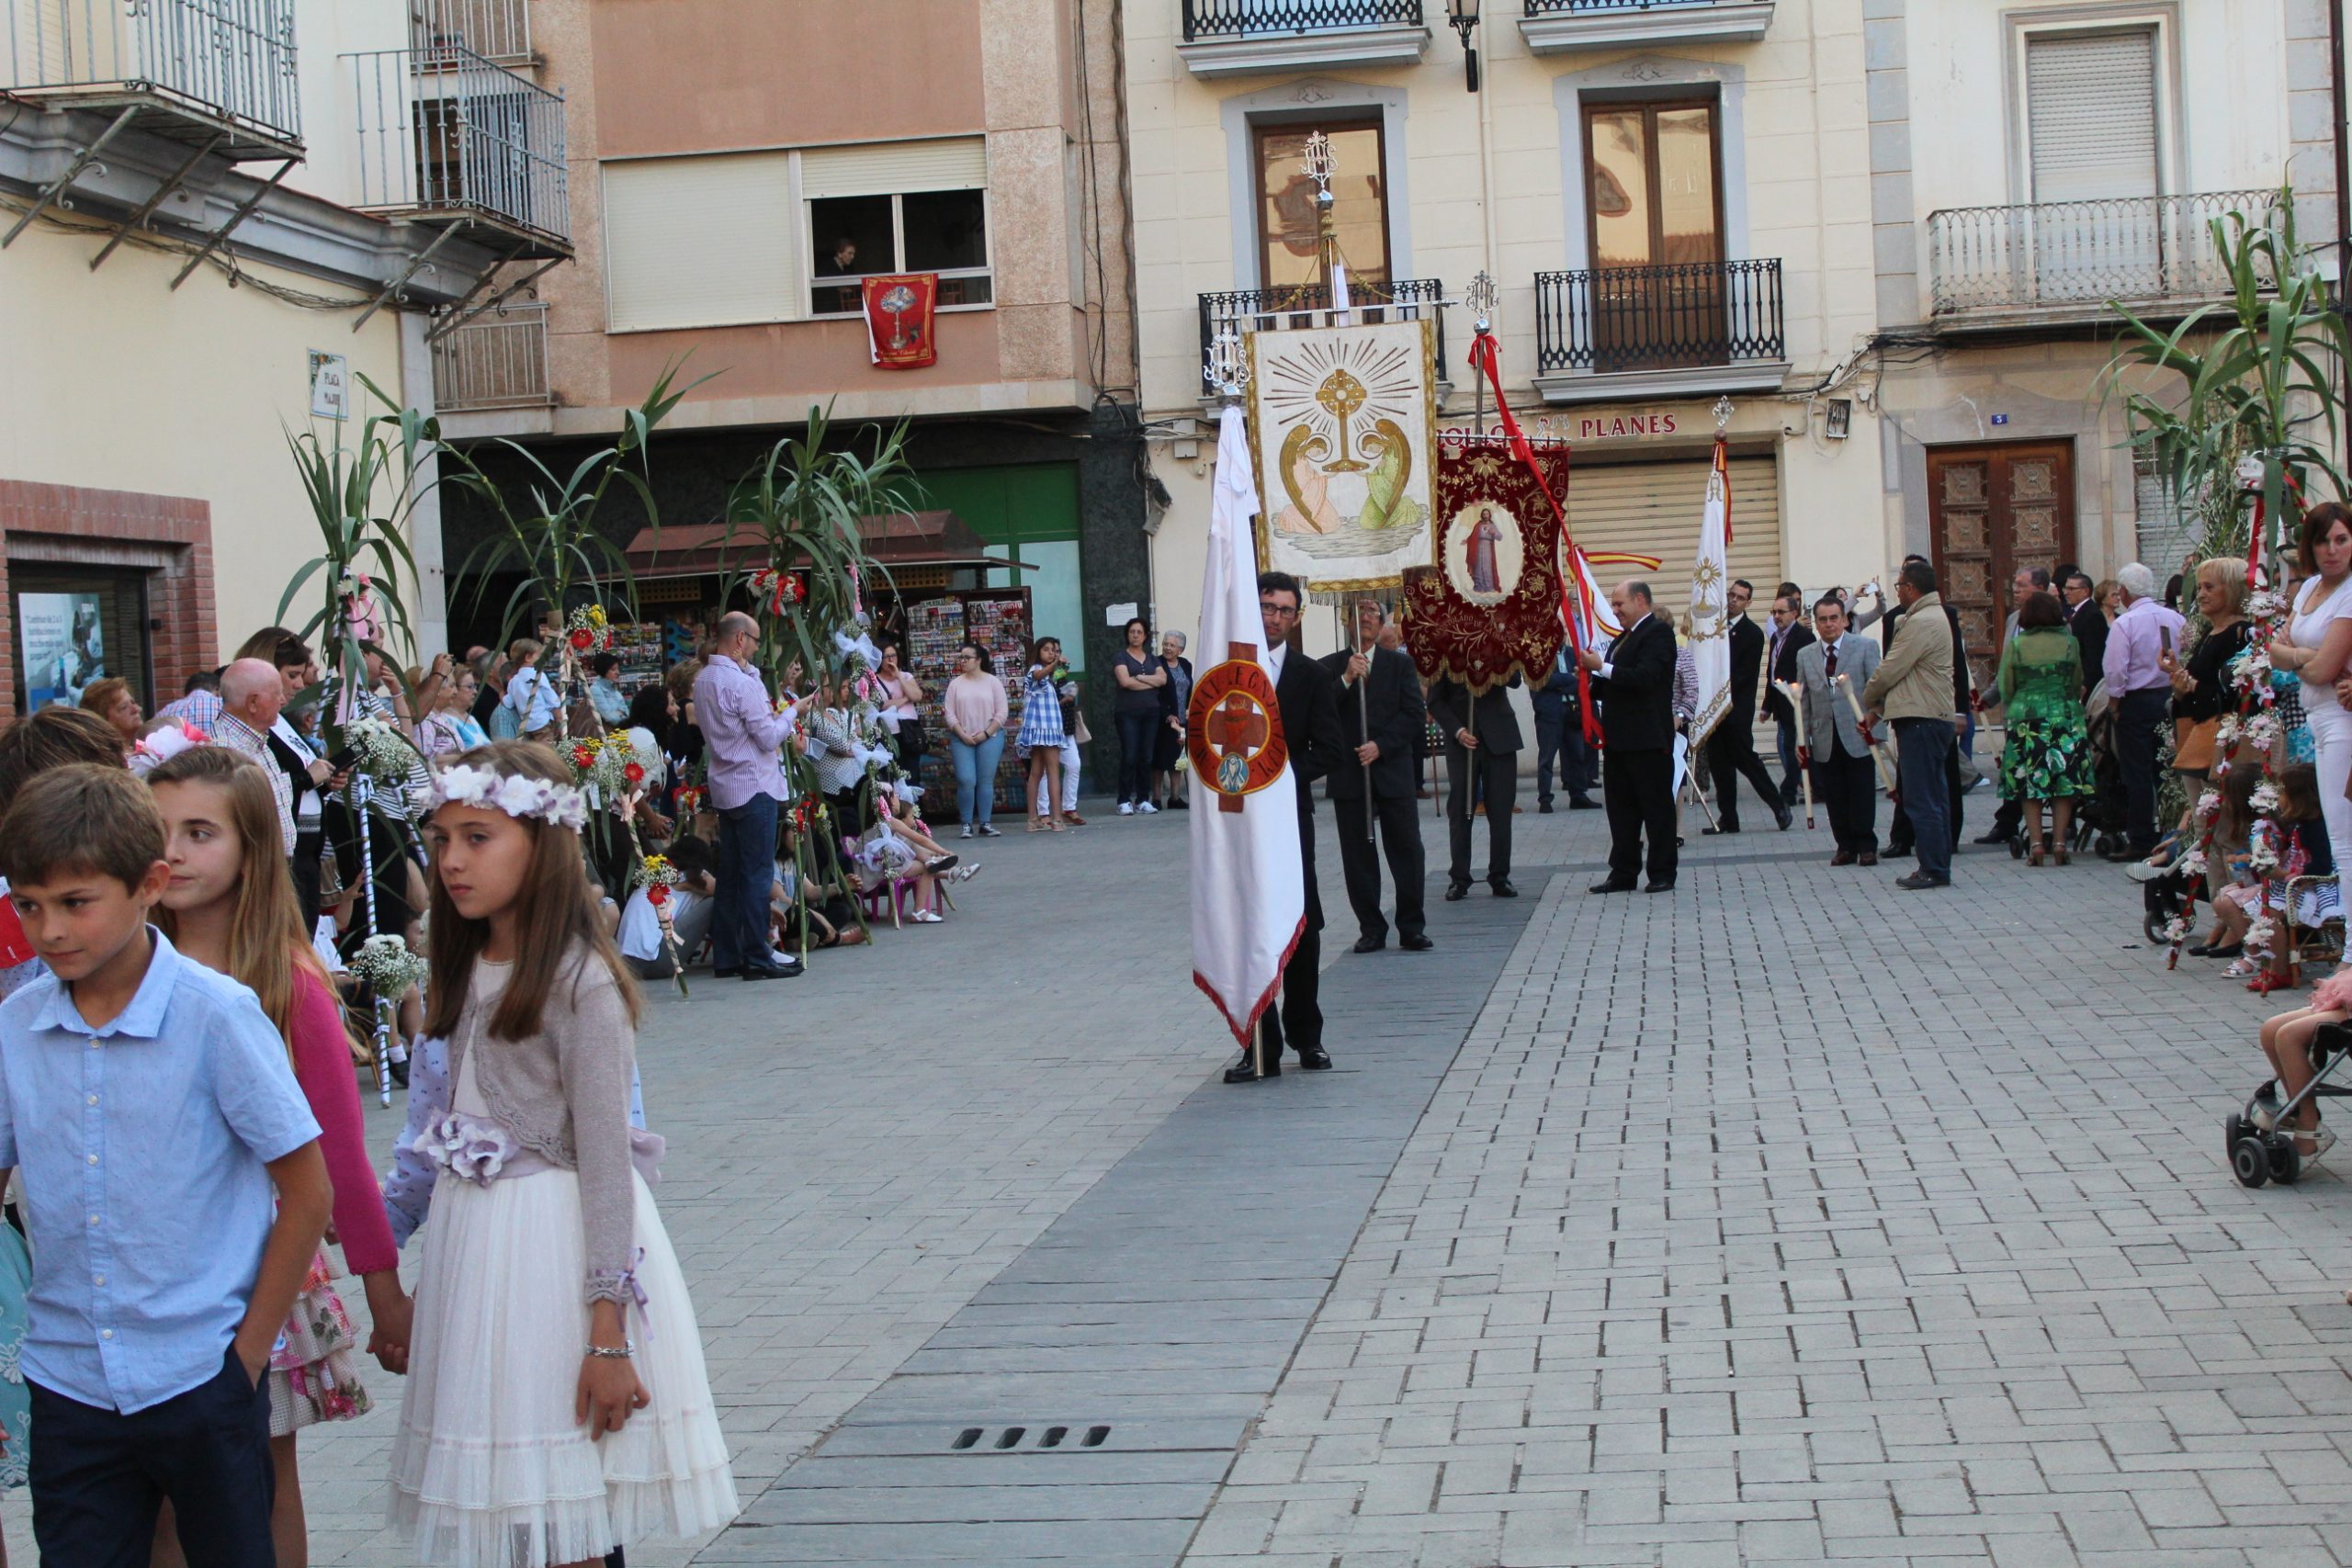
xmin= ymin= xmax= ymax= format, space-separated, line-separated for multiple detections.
xmin=1398 ymin=432 xmax=1571 ymax=695
xmin=862 ymin=273 xmax=939 ymax=369
xmin=1245 ymin=316 xmax=1440 ymax=593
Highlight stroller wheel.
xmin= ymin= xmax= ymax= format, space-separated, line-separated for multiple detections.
xmin=2010 ymin=835 xmax=2026 ymax=860
xmin=2269 ymin=1136 xmax=2303 ymax=1186
xmin=2226 ymin=1113 xmax=2247 ymax=1159
xmin=2232 ymin=1135 xmax=2272 ymax=1187
xmin=2147 ymin=911 xmax=2172 ymax=944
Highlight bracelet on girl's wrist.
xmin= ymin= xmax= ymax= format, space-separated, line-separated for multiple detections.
xmin=584 ymin=1340 xmax=635 ymax=1359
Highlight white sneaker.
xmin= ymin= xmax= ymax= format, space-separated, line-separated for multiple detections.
xmin=1118 ymin=802 xmax=1135 ymax=815
xmin=910 ymin=908 xmax=944 ymax=923
xmin=1138 ymin=801 xmax=1159 ymax=814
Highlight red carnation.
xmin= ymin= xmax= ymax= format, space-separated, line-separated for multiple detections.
xmin=571 ymin=745 xmax=594 ymax=769
xmin=624 ymin=761 xmax=646 ymax=784
xmin=783 ymin=575 xmax=806 ymax=604
xmin=570 ymin=628 xmax=594 ymax=651
xmin=647 ymin=885 xmax=669 ymax=908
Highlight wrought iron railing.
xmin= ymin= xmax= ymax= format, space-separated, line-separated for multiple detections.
xmin=1198 ymin=277 xmax=1446 ymax=380
xmin=1523 ymin=0 xmax=1742 ymax=11
xmin=346 ymin=43 xmax=568 ymax=245
xmin=410 ymin=0 xmax=532 ymax=66
xmin=1927 ymin=190 xmax=2279 ymax=317
xmin=431 ymin=300 xmax=551 ymax=411
xmin=1533 ymin=259 xmax=1782 ymax=374
xmin=1182 ymin=0 xmax=1423 ymax=39
xmin=2 ymin=0 xmax=300 ymax=149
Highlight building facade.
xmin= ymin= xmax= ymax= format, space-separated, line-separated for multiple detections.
xmin=1127 ymin=0 xmax=1886 ymax=658
xmin=1867 ymin=0 xmax=2337 ymax=684
xmin=429 ymin=0 xmax=1144 ymax=723
xmin=0 ymin=0 xmax=566 ymax=716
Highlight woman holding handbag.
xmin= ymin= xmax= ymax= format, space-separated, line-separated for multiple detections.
xmin=2163 ymin=556 xmax=2252 ymax=780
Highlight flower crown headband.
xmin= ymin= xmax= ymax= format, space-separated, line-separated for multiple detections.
xmin=424 ymin=762 xmax=591 ymax=832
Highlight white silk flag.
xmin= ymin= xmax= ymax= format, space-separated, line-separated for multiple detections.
xmin=1189 ymin=402 xmax=1306 ymax=1047
xmin=1683 ymin=435 xmax=1735 ymax=749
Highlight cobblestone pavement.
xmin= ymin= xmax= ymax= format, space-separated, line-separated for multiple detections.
xmin=12 ymin=784 xmax=2348 ymax=1567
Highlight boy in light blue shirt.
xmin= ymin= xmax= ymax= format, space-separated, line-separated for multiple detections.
xmin=0 ymin=762 xmax=329 ymax=1564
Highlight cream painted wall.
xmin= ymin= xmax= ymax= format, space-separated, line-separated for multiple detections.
xmin=0 ymin=222 xmax=419 ymax=664
xmin=283 ymin=0 xmax=414 ymax=212
xmin=1125 ymin=1 xmax=1888 ymax=660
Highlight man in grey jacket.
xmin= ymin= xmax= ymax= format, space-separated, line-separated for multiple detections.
xmin=1794 ymin=595 xmax=1883 ymax=865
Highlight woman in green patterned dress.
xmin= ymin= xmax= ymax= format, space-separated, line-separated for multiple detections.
xmin=1997 ymin=590 xmax=2098 ymax=864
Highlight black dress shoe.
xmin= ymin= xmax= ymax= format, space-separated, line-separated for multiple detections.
xmin=1644 ymin=877 xmax=1676 ymax=892
xmin=1223 ymin=1053 xmax=1279 ymax=1084
xmin=1701 ymin=824 xmax=1739 ymax=836
xmin=1538 ymin=798 xmax=1555 ymax=814
xmin=1829 ymin=849 xmax=1856 ymax=866
xmin=1444 ymin=883 xmax=1470 ymax=901
xmin=2187 ymin=942 xmax=2217 ymax=957
xmin=1568 ymin=796 xmax=1600 ymax=810
xmin=1973 ymin=828 xmax=2011 ymax=846
xmin=1400 ymin=933 xmax=1433 ymax=951
xmin=1589 ymin=879 xmax=1636 ymax=894
xmin=740 ymin=962 xmax=795 ymax=982
xmin=1859 ymin=851 xmax=1879 ymax=867
xmin=1883 ymin=843 xmax=1914 ymax=859
xmin=1297 ymin=1047 xmax=1332 ymax=1070
xmin=1490 ymin=880 xmax=1518 ymax=897
xmin=1775 ymin=807 xmax=1793 ymax=831
xmin=1351 ymin=934 xmax=1386 ymax=954
xmin=1894 ymin=872 xmax=1948 ymax=890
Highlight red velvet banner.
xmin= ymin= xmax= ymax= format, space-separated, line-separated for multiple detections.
xmin=862 ymin=274 xmax=939 ymax=369
xmin=1399 ymin=431 xmax=1571 ymax=696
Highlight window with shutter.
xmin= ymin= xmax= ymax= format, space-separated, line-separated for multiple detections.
xmin=2026 ymin=30 xmax=2158 ymax=204
xmin=603 ymin=152 xmax=800 ymax=333
xmin=804 ymin=138 xmax=992 ymax=316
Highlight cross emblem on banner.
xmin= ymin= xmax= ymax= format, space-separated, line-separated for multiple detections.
xmin=1187 ymin=641 xmax=1289 ymax=813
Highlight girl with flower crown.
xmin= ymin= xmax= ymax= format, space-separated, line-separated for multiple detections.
xmin=145 ymin=745 xmax=409 ymax=1568
xmin=387 ymin=740 xmax=735 ymax=1567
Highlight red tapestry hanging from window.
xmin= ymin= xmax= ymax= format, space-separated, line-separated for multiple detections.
xmin=1399 ymin=431 xmax=1571 ymax=695
xmin=861 ymin=273 xmax=939 ymax=369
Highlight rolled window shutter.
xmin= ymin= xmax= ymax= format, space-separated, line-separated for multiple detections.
xmin=801 ymin=138 xmax=987 ymax=199
xmin=604 ymin=152 xmax=798 ymax=332
xmin=2027 ymin=31 xmax=2158 ymax=203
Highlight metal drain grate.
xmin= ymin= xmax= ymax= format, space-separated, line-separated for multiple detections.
xmin=949 ymin=1423 xmax=1111 ymax=1452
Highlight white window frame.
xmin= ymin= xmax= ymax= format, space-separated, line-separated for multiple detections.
xmin=806 ymin=186 xmax=997 ymax=320
xmin=2004 ymin=5 xmax=2183 ymax=209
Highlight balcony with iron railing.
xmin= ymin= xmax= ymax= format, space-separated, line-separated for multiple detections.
xmin=431 ymin=299 xmax=550 ymax=412
xmin=1198 ymin=277 xmax=1447 ymax=394
xmin=345 ymin=42 xmax=569 ymax=256
xmin=1 ymin=0 xmax=300 ymax=157
xmin=1532 ymin=258 xmax=1787 ymax=401
xmin=1520 ymin=0 xmax=1774 ymax=50
xmin=1926 ymin=189 xmax=2280 ymax=329
xmin=410 ymin=0 xmax=534 ymax=69
xmin=1177 ymin=0 xmax=1430 ymax=75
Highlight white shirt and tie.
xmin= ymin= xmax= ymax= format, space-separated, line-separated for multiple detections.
xmin=1599 ymin=612 xmax=1652 ymax=682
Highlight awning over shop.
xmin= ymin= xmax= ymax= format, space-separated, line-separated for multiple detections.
xmin=619 ymin=509 xmax=1033 ymax=582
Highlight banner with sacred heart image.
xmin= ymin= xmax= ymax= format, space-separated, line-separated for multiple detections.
xmin=861 ymin=273 xmax=939 ymax=369
xmin=1397 ymin=432 xmax=1571 ymax=695
xmin=1245 ymin=317 xmax=1439 ymax=594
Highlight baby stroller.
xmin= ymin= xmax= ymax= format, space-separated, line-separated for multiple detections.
xmin=2227 ymin=1019 xmax=2352 ymax=1186
xmin=2068 ymin=679 xmax=2131 ymax=860
xmin=2140 ymin=838 xmax=2203 ymax=944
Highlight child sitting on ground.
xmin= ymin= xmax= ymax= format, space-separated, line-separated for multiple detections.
xmin=2185 ymin=764 xmax=2262 ymax=958
xmin=2210 ymin=762 xmax=2340 ymax=988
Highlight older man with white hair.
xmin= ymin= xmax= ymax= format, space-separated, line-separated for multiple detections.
xmin=214 ymin=656 xmax=298 ymax=855
xmin=2104 ymin=561 xmax=2187 ymax=860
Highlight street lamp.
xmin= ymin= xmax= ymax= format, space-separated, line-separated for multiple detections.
xmin=1447 ymin=0 xmax=1480 ymax=92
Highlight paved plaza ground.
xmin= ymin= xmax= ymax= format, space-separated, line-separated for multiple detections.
xmin=21 ymin=786 xmax=2352 ymax=1566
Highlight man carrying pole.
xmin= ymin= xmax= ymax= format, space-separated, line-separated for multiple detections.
xmin=1321 ymin=601 xmax=1431 ymax=953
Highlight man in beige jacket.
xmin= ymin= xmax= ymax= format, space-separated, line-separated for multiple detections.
xmin=1861 ymin=559 xmax=1959 ymax=889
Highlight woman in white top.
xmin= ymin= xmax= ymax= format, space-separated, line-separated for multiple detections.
xmin=875 ymin=640 xmax=926 ymax=786
xmin=2268 ymin=502 xmax=2352 ymax=867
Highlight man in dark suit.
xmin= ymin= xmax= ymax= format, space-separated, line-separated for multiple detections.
xmin=1321 ymin=602 xmax=1431 ymax=953
xmin=1763 ymin=589 xmax=1815 ymax=809
xmin=1702 ymin=579 xmax=1793 ymax=835
xmin=1227 ymin=570 xmax=1348 ymax=1086
xmin=2064 ymin=570 xmax=2108 ymax=696
xmin=1577 ymin=580 xmax=1679 ymax=892
xmin=1428 ymin=672 xmax=1522 ymax=899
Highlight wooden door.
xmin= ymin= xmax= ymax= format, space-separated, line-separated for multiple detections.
xmin=1583 ymin=100 xmax=1724 ymax=371
xmin=1926 ymin=442 xmax=2075 ymax=690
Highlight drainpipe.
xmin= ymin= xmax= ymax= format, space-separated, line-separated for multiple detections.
xmin=2333 ymin=0 xmax=2350 ymax=443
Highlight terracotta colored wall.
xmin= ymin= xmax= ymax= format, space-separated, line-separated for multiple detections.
xmin=591 ymin=0 xmax=986 ymax=158
xmin=604 ymin=311 xmax=1005 ymax=410
xmin=0 ymin=481 xmax=215 ymax=723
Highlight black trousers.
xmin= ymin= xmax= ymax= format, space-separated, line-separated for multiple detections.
xmin=30 ymin=1350 xmax=274 ymax=1568
xmin=1705 ymin=720 xmax=1781 ymax=829
xmin=290 ymin=829 xmax=323 ymax=933
xmin=1602 ymin=745 xmax=1676 ymax=883
xmin=1257 ymin=919 xmax=1321 ymax=1058
xmin=1811 ymin=737 xmax=1880 ymax=852
xmin=1335 ymin=790 xmax=1426 ymax=942
xmin=2116 ymin=687 xmax=2171 ymax=854
xmin=1445 ymin=745 xmax=1516 ymax=886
